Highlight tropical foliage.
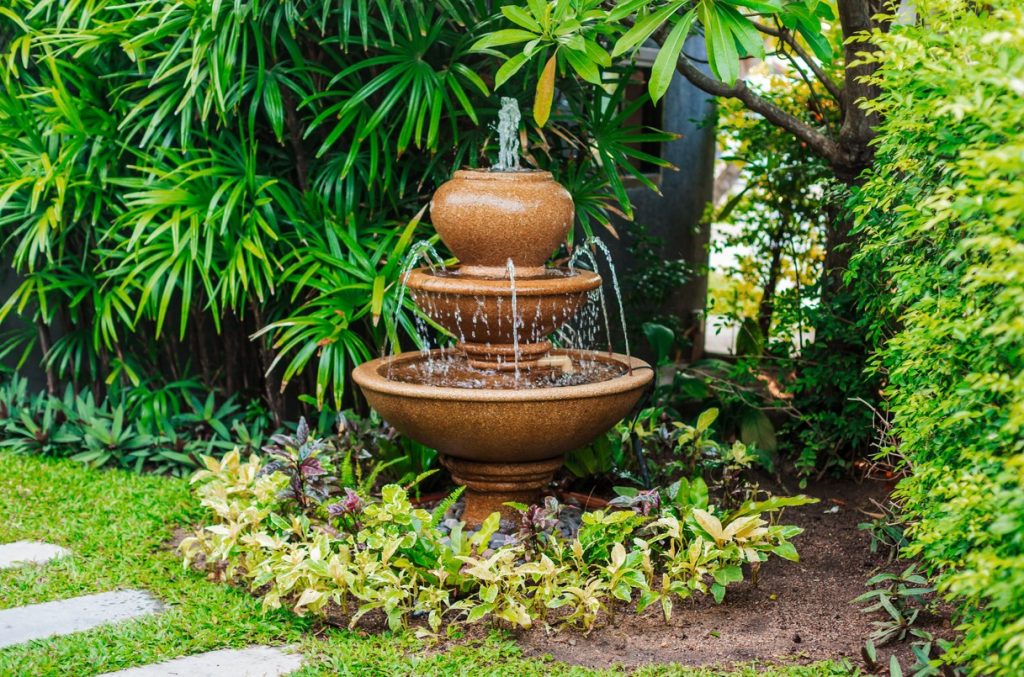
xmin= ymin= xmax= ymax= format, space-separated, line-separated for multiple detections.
xmin=711 ymin=71 xmax=833 ymax=347
xmin=0 ymin=374 xmax=433 ymax=481
xmin=850 ymin=2 xmax=1024 ymax=674
xmin=181 ymin=441 xmax=812 ymax=633
xmin=477 ymin=0 xmax=890 ymax=473
xmin=0 ymin=0 xmax=669 ymax=417
xmin=3 ymin=1 xmax=1024 ymax=672
xmin=471 ymin=0 xmax=837 ymax=109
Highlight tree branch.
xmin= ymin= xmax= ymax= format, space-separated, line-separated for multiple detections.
xmin=751 ymin=20 xmax=843 ymax=101
xmin=672 ymin=52 xmax=841 ymax=165
xmin=779 ymin=46 xmax=827 ymax=119
xmin=834 ymin=0 xmax=890 ymax=178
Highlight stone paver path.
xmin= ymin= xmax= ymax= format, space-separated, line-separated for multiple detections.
xmin=0 ymin=540 xmax=302 ymax=675
xmin=0 ymin=589 xmax=162 ymax=648
xmin=0 ymin=540 xmax=71 ymax=568
xmin=100 ymin=646 xmax=304 ymax=676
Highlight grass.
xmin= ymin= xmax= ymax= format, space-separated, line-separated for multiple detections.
xmin=0 ymin=454 xmax=859 ymax=676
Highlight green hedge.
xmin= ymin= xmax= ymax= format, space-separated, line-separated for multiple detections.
xmin=851 ymin=3 xmax=1024 ymax=673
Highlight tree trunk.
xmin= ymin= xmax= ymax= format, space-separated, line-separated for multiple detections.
xmin=249 ymin=301 xmax=285 ymax=427
xmin=758 ymin=240 xmax=783 ymax=339
xmin=35 ymin=319 xmax=56 ymax=396
xmin=820 ymin=0 xmax=890 ymax=303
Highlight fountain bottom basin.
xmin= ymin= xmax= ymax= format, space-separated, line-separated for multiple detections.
xmin=352 ymin=349 xmax=652 ymax=524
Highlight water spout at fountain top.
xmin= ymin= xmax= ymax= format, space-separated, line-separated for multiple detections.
xmin=493 ymin=97 xmax=521 ymax=171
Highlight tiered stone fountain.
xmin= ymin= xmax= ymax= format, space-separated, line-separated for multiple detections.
xmin=353 ymin=100 xmax=653 ymax=525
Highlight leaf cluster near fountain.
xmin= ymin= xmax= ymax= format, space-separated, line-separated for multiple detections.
xmin=180 ymin=420 xmax=814 ymax=634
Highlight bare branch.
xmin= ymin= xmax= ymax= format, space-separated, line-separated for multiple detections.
xmin=751 ymin=20 xmax=843 ymax=101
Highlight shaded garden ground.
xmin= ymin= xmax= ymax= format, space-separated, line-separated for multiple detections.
xmin=0 ymin=454 xmax=855 ymax=676
xmin=509 ymin=479 xmax=953 ymax=671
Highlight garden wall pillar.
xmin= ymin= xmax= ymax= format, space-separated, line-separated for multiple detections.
xmin=607 ymin=35 xmax=716 ymax=359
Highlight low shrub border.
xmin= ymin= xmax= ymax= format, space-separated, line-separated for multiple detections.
xmin=181 ymin=443 xmax=814 ymax=635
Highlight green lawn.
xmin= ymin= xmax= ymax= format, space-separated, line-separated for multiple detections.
xmin=0 ymin=454 xmax=858 ymax=676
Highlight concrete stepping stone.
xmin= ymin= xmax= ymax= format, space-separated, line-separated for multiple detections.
xmin=0 ymin=541 xmax=71 ymax=568
xmin=0 ymin=589 xmax=162 ymax=648
xmin=100 ymin=646 xmax=304 ymax=676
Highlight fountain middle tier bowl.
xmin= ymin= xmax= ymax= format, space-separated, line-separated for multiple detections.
xmin=352 ymin=350 xmax=652 ymax=523
xmin=404 ymin=266 xmax=601 ymax=369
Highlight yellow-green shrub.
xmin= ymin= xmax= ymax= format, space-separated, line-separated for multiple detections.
xmin=181 ymin=450 xmax=812 ymax=634
xmin=851 ymin=3 xmax=1024 ymax=673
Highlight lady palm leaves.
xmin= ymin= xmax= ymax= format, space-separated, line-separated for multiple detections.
xmin=0 ymin=0 xmax=672 ymax=411
xmin=254 ymin=208 xmax=427 ymax=408
xmin=308 ymin=8 xmax=490 ymax=160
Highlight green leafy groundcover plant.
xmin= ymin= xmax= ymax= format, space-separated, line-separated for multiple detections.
xmin=0 ymin=452 xmax=858 ymax=676
xmin=182 ymin=447 xmax=813 ymax=634
xmin=850 ymin=2 xmax=1024 ymax=674
xmin=0 ymin=374 xmax=437 ymax=482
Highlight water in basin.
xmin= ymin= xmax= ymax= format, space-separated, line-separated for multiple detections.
xmin=384 ymin=352 xmax=629 ymax=389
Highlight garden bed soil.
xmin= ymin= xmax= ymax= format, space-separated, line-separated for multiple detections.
xmin=507 ymin=477 xmax=955 ymax=671
xmin=174 ymin=477 xmax=955 ymax=673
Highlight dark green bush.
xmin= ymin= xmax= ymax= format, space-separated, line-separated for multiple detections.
xmin=0 ymin=1 xmax=666 ymax=416
xmin=852 ymin=3 xmax=1024 ymax=673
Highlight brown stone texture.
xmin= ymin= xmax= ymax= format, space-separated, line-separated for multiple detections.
xmin=404 ymin=267 xmax=601 ymax=369
xmin=429 ymin=169 xmax=573 ymax=277
xmin=354 ymin=169 xmax=654 ymax=523
xmin=352 ymin=351 xmax=652 ymax=521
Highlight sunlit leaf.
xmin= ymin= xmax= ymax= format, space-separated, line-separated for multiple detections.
xmin=533 ymin=53 xmax=557 ymax=127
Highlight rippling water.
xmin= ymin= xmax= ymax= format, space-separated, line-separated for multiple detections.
xmin=384 ymin=352 xmax=628 ymax=389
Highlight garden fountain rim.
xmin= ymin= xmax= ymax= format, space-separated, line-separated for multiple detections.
xmin=353 ymin=349 xmax=652 ymax=403
xmin=450 ymin=168 xmax=553 ymax=182
xmin=403 ymin=266 xmax=601 ymax=295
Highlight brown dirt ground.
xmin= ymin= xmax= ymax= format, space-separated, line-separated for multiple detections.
xmin=507 ymin=477 xmax=955 ymax=672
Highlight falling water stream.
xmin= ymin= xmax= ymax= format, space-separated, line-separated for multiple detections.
xmin=568 ymin=246 xmax=613 ymax=355
xmin=506 ymin=257 xmax=520 ymax=378
xmin=588 ymin=237 xmax=632 ymax=368
xmin=386 ymin=240 xmax=447 ymax=365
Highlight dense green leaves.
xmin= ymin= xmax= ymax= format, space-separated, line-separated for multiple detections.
xmin=478 ymin=0 xmax=833 ymax=103
xmin=650 ymin=11 xmax=696 ymax=102
xmin=851 ymin=3 xmax=1024 ymax=674
xmin=0 ymin=0 xmax=665 ymax=411
xmin=184 ymin=444 xmax=810 ymax=632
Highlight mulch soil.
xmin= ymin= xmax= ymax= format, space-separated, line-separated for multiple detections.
xmin=507 ymin=477 xmax=956 ymax=672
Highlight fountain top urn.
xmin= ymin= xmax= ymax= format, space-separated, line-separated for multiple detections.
xmin=429 ymin=169 xmax=573 ymax=279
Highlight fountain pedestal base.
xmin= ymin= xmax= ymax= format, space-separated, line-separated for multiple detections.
xmin=441 ymin=455 xmax=563 ymax=526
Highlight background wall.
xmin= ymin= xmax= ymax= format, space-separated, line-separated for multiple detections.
xmin=607 ymin=36 xmax=717 ymax=359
